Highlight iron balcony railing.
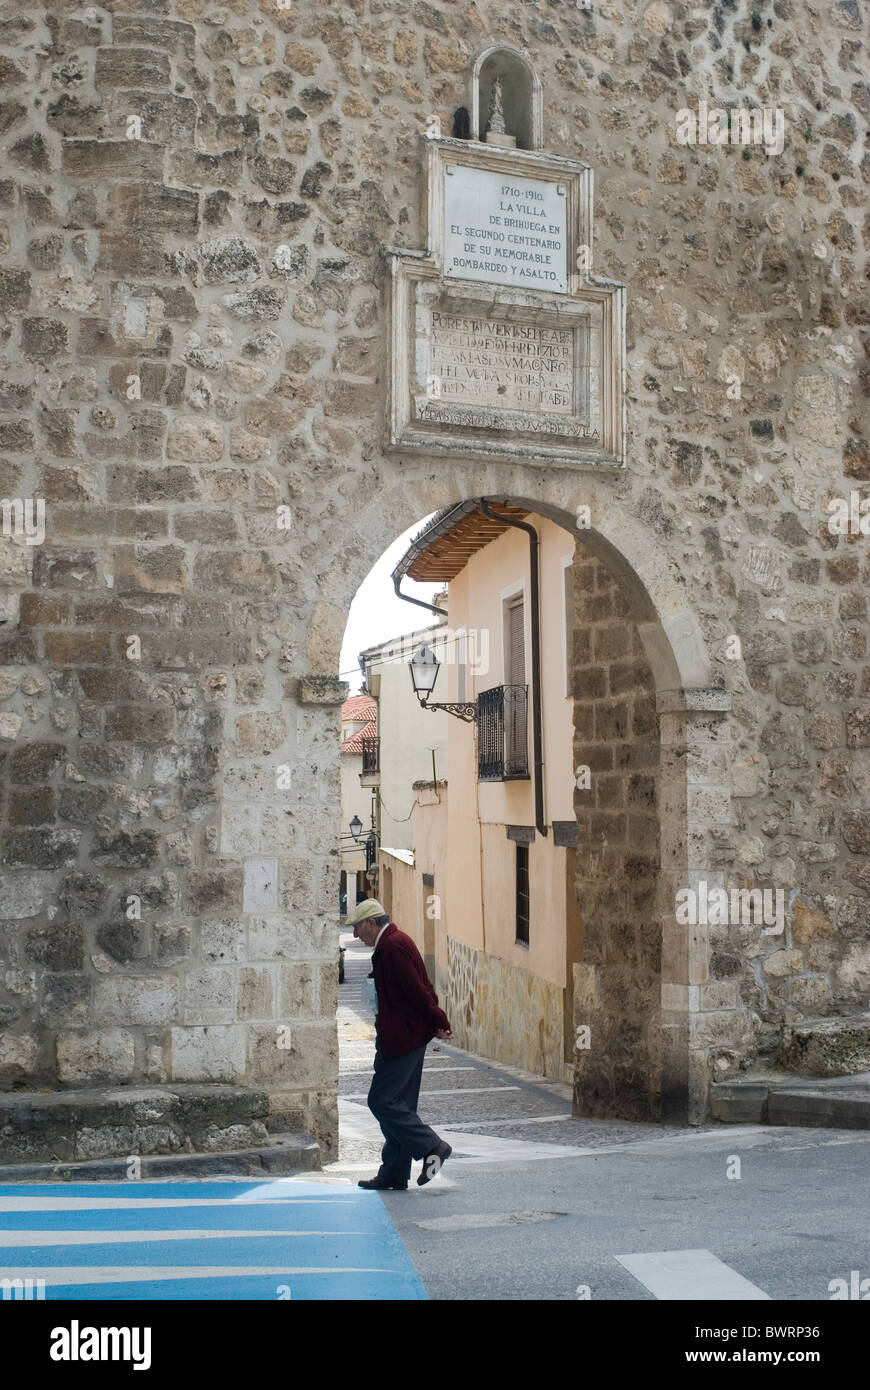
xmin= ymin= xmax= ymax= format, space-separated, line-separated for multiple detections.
xmin=477 ymin=684 xmax=529 ymax=782
xmin=361 ymin=737 xmax=380 ymax=774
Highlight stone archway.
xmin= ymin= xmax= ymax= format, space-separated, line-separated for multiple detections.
xmin=326 ymin=463 xmax=733 ymax=1126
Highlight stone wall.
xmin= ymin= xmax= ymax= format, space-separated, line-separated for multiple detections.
xmin=0 ymin=0 xmax=867 ymax=1140
xmin=572 ymin=550 xmax=662 ymax=1118
xmin=445 ymin=934 xmax=565 ymax=1080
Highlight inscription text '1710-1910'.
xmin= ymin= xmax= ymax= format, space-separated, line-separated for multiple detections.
xmin=443 ymin=164 xmax=568 ymax=293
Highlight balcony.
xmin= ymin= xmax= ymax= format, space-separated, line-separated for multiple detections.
xmin=477 ymin=685 xmax=529 ymax=782
xmin=359 ymin=736 xmax=380 ymax=787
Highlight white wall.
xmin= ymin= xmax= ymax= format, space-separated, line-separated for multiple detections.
xmin=340 ymin=753 xmax=372 ymax=874
xmin=363 ymin=623 xmax=450 ymax=852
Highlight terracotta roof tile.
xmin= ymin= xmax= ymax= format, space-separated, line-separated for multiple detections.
xmin=341 ymin=718 xmax=377 ymax=754
xmin=341 ymin=695 xmax=377 ymax=722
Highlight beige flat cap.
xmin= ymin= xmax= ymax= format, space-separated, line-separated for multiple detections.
xmin=344 ymin=898 xmax=387 ymax=925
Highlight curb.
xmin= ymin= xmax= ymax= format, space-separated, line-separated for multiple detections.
xmin=711 ymin=1082 xmax=870 ymax=1130
xmin=767 ymin=1090 xmax=870 ymax=1130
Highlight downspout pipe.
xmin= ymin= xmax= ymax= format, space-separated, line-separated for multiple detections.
xmin=391 ymin=572 xmax=446 ymax=618
xmin=479 ymin=499 xmax=547 ymax=838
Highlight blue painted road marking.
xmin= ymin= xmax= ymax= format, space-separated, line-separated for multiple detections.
xmin=0 ymin=1179 xmax=427 ymax=1301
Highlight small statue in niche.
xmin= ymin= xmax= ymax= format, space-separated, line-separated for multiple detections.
xmin=488 ymin=77 xmax=507 ymax=135
xmin=484 ymin=75 xmax=517 ymax=148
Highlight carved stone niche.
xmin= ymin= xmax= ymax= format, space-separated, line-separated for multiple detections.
xmin=384 ymin=136 xmax=626 ymax=470
xmin=471 ymin=44 xmax=542 ymax=150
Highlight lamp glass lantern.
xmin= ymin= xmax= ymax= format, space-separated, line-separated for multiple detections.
xmin=349 ymin=814 xmax=363 ymax=841
xmin=409 ymin=642 xmax=440 ymax=701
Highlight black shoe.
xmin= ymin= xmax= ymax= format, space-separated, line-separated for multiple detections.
xmin=417 ymin=1141 xmax=452 ymax=1186
xmin=358 ymin=1176 xmax=408 ymax=1191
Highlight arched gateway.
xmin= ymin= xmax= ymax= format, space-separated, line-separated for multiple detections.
xmin=0 ymin=48 xmax=732 ymax=1164
xmin=336 ymin=476 xmax=730 ymax=1128
xmin=6 ymin=16 xmax=863 ymax=1170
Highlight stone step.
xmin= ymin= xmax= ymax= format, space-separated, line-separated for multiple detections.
xmin=710 ymin=1081 xmax=770 ymax=1125
xmin=0 ymin=1133 xmax=320 ymax=1183
xmin=767 ymin=1090 xmax=870 ymax=1130
xmin=0 ymin=1084 xmax=320 ymax=1166
xmin=712 ymin=1072 xmax=870 ymax=1129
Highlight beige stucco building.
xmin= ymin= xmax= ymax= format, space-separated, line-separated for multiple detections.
xmin=383 ymin=504 xmax=583 ymax=1081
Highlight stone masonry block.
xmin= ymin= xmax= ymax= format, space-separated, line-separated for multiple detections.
xmin=247 ymin=1022 xmax=337 ymax=1088
xmin=0 ymin=1033 xmax=39 ymax=1081
xmin=183 ymin=968 xmax=237 ymax=1024
xmin=95 ymin=49 xmax=171 ymax=89
xmin=62 ymin=141 xmax=165 ymax=180
xmin=249 ymin=917 xmax=335 ymax=961
xmin=243 ymin=857 xmax=278 ymax=913
xmin=238 ymin=966 xmax=275 ymax=1020
xmin=200 ymin=921 xmax=247 ymax=964
xmin=280 ymin=961 xmax=317 ymax=1017
xmin=93 ymin=976 xmax=179 ymax=1026
xmin=57 ymin=1030 xmax=136 ymax=1083
xmin=170 ymin=1026 xmax=245 ymax=1082
xmin=0 ymin=872 xmax=51 ymax=918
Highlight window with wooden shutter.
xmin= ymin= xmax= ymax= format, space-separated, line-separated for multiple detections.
xmin=505 ymin=595 xmax=527 ymax=774
xmin=506 ymin=596 xmax=525 ymax=686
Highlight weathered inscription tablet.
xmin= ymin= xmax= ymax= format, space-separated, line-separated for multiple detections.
xmin=428 ymin=312 xmax=574 ymax=413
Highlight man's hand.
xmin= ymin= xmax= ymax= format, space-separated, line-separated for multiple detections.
xmin=435 ymin=1029 xmax=452 ymax=1040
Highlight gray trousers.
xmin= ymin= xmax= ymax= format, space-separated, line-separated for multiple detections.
xmin=367 ymin=1040 xmax=441 ymax=1183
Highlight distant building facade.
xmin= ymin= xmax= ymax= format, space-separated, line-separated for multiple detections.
xmin=358 ymin=617 xmax=449 ymax=855
xmin=338 ymin=694 xmax=378 ymax=909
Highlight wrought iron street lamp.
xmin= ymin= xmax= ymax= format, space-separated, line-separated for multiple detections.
xmin=408 ymin=642 xmax=477 ymax=722
xmin=349 ymin=814 xmax=363 ymax=841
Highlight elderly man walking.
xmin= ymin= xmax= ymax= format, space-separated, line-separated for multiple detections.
xmin=345 ymin=899 xmax=453 ymax=1191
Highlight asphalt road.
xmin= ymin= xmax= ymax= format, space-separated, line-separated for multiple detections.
xmin=331 ymin=936 xmax=870 ymax=1302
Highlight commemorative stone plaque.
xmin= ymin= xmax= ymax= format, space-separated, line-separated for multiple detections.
xmin=385 ymin=136 xmax=625 ymax=469
xmin=443 ymin=164 xmax=568 ymax=292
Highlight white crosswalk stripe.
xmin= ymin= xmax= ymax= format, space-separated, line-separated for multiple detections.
xmin=0 ymin=1229 xmax=369 ymax=1246
xmin=615 ymin=1249 xmax=771 ymax=1300
xmin=341 ymin=1085 xmax=521 ymax=1101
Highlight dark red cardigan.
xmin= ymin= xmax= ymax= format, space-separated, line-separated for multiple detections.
xmin=371 ymin=922 xmax=451 ymax=1059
